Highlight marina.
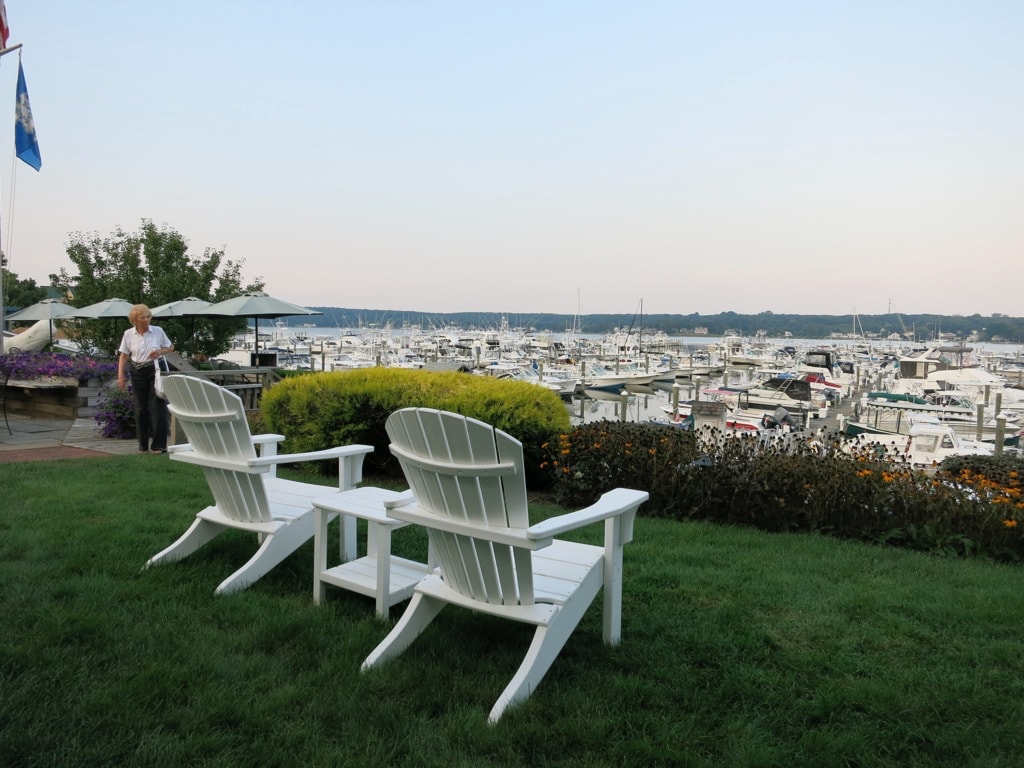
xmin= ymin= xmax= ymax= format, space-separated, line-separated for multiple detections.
xmin=214 ymin=321 xmax=1024 ymax=459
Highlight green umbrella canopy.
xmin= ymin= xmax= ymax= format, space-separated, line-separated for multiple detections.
xmin=150 ymin=297 xmax=213 ymax=318
xmin=4 ymin=298 xmax=78 ymax=322
xmin=71 ymin=298 xmax=136 ymax=319
xmin=203 ymin=292 xmax=321 ymax=351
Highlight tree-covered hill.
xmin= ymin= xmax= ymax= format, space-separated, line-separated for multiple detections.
xmin=308 ymin=308 xmax=1023 ymax=344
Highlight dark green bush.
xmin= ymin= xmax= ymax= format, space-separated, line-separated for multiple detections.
xmin=545 ymin=421 xmax=1024 ymax=562
xmin=939 ymin=452 xmax=1024 ymax=486
xmin=261 ymin=368 xmax=570 ymax=487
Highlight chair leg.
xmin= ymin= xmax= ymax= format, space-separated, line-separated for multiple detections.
xmin=361 ymin=592 xmax=445 ymax=671
xmin=602 ymin=547 xmax=626 ymax=645
xmin=213 ymin=517 xmax=313 ymax=595
xmin=487 ymin=595 xmax=591 ymax=724
xmin=144 ymin=518 xmax=225 ymax=568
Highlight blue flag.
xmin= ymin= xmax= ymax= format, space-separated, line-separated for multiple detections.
xmin=15 ymin=61 xmax=41 ymax=171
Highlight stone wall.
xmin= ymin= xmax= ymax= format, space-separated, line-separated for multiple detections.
xmin=5 ymin=378 xmax=105 ymax=419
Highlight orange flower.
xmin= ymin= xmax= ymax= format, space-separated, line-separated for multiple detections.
xmin=1003 ymin=519 xmax=1018 ymax=528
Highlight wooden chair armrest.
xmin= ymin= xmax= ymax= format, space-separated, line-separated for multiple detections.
xmin=386 ymin=505 xmax=541 ymax=549
xmin=250 ymin=434 xmax=286 ymax=476
xmin=251 ymin=433 xmax=286 ymax=446
xmin=170 ymin=451 xmax=270 ymax=473
xmin=247 ymin=444 xmax=374 ymax=491
xmin=167 ymin=436 xmax=284 ymax=459
xmin=386 ymin=488 xmax=647 ymax=550
xmin=526 ymin=488 xmax=648 ymax=544
xmin=382 ymin=490 xmax=416 ymax=510
xmin=247 ymin=444 xmax=372 ymax=467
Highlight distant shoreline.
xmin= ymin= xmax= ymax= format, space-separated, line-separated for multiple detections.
xmin=299 ymin=308 xmax=1024 ymax=345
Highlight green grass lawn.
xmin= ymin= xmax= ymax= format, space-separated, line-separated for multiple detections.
xmin=2 ymin=455 xmax=1023 ymax=767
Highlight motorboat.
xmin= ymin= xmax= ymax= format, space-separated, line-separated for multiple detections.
xmin=844 ymin=417 xmax=994 ymax=470
xmin=713 ymin=376 xmax=828 ymax=417
xmin=858 ymin=391 xmax=1021 ymax=444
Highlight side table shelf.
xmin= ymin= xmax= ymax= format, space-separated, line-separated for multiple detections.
xmin=313 ymin=486 xmax=432 ymax=619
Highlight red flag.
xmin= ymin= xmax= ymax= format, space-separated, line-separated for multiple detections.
xmin=0 ymin=2 xmax=9 ymax=49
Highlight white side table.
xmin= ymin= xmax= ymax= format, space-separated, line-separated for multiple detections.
xmin=312 ymin=486 xmax=432 ymax=619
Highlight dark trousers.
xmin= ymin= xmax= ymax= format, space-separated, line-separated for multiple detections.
xmin=130 ymin=365 xmax=168 ymax=452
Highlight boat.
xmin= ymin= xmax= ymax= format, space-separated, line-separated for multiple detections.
xmin=658 ymin=402 xmax=793 ymax=434
xmin=711 ymin=376 xmax=828 ymax=417
xmin=844 ymin=417 xmax=994 ymax=470
xmin=582 ymin=363 xmax=662 ymax=392
xmin=798 ymin=348 xmax=856 ymax=390
xmin=857 ymin=391 xmax=1021 ymax=445
xmin=918 ymin=367 xmax=1024 ymax=415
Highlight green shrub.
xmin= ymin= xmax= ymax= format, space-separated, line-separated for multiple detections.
xmin=261 ymin=368 xmax=570 ymax=487
xmin=545 ymin=421 xmax=1024 ymax=562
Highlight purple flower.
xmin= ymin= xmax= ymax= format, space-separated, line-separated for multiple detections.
xmin=94 ymin=383 xmax=136 ymax=439
xmin=0 ymin=351 xmax=117 ymax=382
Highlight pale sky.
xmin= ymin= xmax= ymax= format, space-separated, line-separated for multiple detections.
xmin=0 ymin=1 xmax=1021 ymax=317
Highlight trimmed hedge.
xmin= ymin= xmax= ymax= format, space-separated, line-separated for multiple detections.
xmin=261 ymin=368 xmax=570 ymax=488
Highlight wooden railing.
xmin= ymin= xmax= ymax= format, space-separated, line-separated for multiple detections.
xmin=165 ymin=367 xmax=280 ymax=412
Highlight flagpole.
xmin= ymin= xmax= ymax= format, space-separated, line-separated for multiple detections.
xmin=0 ymin=42 xmax=26 ymax=354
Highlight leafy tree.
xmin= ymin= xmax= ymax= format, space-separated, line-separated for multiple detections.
xmin=50 ymin=220 xmax=263 ymax=359
xmin=2 ymin=268 xmax=48 ymax=310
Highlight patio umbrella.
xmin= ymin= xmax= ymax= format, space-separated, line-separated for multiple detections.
xmin=151 ymin=297 xmax=213 ymax=356
xmin=72 ymin=298 xmax=136 ymax=319
xmin=5 ymin=298 xmax=78 ymax=323
xmin=150 ymin=296 xmax=213 ymax=318
xmin=4 ymin=298 xmax=78 ymax=346
xmin=203 ymin=292 xmax=321 ymax=353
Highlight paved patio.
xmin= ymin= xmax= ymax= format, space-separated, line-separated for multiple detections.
xmin=0 ymin=411 xmax=140 ymax=462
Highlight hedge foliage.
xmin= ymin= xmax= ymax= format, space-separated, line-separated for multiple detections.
xmin=261 ymin=368 xmax=570 ymax=486
xmin=544 ymin=421 xmax=1024 ymax=562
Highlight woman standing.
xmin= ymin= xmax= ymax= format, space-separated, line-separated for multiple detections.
xmin=117 ymin=304 xmax=175 ymax=454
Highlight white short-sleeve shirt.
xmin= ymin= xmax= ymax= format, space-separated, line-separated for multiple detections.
xmin=118 ymin=325 xmax=172 ymax=365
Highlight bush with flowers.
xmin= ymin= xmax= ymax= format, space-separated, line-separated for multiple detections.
xmin=1 ymin=350 xmax=130 ymax=437
xmin=543 ymin=421 xmax=1024 ymax=563
xmin=93 ymin=383 xmax=136 ymax=438
xmin=0 ymin=350 xmax=117 ymax=383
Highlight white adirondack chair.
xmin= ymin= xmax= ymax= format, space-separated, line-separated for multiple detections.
xmin=362 ymin=407 xmax=649 ymax=723
xmin=145 ymin=375 xmax=373 ymax=595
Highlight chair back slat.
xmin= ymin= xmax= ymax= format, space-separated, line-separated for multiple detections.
xmin=164 ymin=375 xmax=272 ymax=524
xmin=386 ymin=408 xmax=535 ymax=606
